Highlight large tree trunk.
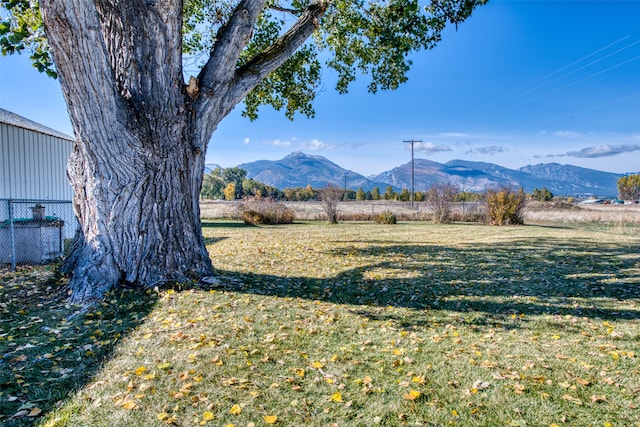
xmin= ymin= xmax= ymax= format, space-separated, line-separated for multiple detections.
xmin=41 ymin=0 xmax=214 ymax=302
xmin=40 ymin=0 xmax=325 ymax=303
xmin=61 ymin=119 xmax=214 ymax=303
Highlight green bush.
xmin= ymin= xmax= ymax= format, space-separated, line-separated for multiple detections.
xmin=484 ymin=187 xmax=526 ymax=226
xmin=531 ymin=187 xmax=553 ymax=202
xmin=374 ymin=210 xmax=397 ymax=224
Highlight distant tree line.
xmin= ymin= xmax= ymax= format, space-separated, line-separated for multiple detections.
xmin=201 ymin=167 xmax=573 ymax=205
xmin=201 ymin=167 xmax=283 ymax=200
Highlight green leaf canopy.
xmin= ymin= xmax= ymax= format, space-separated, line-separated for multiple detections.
xmin=1 ymin=0 xmax=486 ymax=119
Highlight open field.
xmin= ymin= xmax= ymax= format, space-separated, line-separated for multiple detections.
xmin=524 ymin=202 xmax=640 ymax=227
xmin=200 ymin=200 xmax=443 ymax=221
xmin=1 ymin=222 xmax=640 ymax=426
xmin=201 ymin=200 xmax=640 ymax=227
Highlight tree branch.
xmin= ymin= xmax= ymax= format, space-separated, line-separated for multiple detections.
xmin=198 ymin=0 xmax=269 ymax=93
xmin=230 ymin=0 xmax=327 ymax=105
xmin=193 ymin=0 xmax=326 ymax=148
xmin=268 ymin=4 xmax=302 ymax=15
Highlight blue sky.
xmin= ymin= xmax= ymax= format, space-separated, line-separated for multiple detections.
xmin=1 ymin=0 xmax=639 ymax=176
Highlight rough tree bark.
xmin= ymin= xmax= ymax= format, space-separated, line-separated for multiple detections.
xmin=39 ymin=0 xmax=326 ymax=303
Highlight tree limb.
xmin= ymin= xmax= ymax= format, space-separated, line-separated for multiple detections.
xmin=230 ymin=0 xmax=327 ymax=105
xmin=193 ymin=0 xmax=326 ymax=147
xmin=268 ymin=4 xmax=302 ymax=15
xmin=198 ymin=0 xmax=269 ymax=93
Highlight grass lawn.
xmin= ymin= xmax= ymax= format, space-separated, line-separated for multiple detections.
xmin=1 ymin=221 xmax=639 ymax=426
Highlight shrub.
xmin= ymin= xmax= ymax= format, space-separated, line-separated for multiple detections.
xmin=426 ymin=183 xmax=458 ymax=224
xmin=339 ymin=212 xmax=374 ymax=221
xmin=374 ymin=210 xmax=397 ymax=224
xmin=484 ymin=187 xmax=526 ymax=225
xmin=531 ymin=187 xmax=553 ymax=202
xmin=318 ymin=185 xmax=343 ymax=224
xmin=618 ymin=173 xmax=640 ymax=200
xmin=241 ymin=197 xmax=295 ymax=225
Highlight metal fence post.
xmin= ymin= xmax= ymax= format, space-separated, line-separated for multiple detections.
xmin=8 ymin=199 xmax=16 ymax=271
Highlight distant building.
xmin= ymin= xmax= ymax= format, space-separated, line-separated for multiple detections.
xmin=0 ymin=108 xmax=74 ymax=200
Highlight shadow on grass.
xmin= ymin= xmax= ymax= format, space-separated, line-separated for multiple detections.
xmin=0 ymin=270 xmax=157 ymax=426
xmin=203 ymin=236 xmax=229 ymax=245
xmin=3 ymin=227 xmax=637 ymax=424
xmin=202 ymin=220 xmax=253 ymax=229
xmin=212 ymin=235 xmax=640 ymax=326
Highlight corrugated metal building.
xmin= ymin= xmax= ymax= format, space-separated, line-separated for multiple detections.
xmin=1 ymin=108 xmax=74 ymax=200
xmin=1 ymin=109 xmax=77 ymax=246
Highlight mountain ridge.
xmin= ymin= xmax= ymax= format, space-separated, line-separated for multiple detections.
xmin=239 ymin=152 xmax=394 ymax=192
xmin=231 ymin=152 xmax=625 ymax=196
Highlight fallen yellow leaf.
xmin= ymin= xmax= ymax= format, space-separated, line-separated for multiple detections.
xmin=202 ymin=411 xmax=214 ymax=421
xmin=402 ymin=389 xmax=421 ymax=401
xmin=264 ymin=415 xmax=278 ymax=424
xmin=229 ymin=404 xmax=242 ymax=415
xmin=331 ymin=392 xmax=343 ymax=403
xmin=122 ymin=401 xmax=137 ymax=410
xmin=311 ymin=361 xmax=324 ymax=369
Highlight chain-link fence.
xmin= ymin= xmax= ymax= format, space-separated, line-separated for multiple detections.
xmin=0 ymin=199 xmax=78 ymax=270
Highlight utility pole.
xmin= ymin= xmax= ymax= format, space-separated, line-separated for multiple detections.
xmin=403 ymin=139 xmax=422 ymax=207
xmin=343 ymin=173 xmax=348 ymax=201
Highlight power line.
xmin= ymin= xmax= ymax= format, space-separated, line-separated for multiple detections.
xmin=530 ymin=39 xmax=640 ymax=95
xmin=471 ymin=35 xmax=640 ymax=127
xmin=473 ymin=35 xmax=633 ymax=116
xmin=531 ymin=54 xmax=640 ymax=102
xmin=518 ymin=91 xmax=640 ymax=131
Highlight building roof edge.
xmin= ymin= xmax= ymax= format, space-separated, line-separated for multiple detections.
xmin=0 ymin=108 xmax=74 ymax=142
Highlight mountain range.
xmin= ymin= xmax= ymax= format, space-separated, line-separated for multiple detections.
xmin=206 ymin=151 xmax=625 ymax=196
xmin=238 ymin=152 xmax=392 ymax=192
xmin=370 ymin=158 xmax=624 ymax=196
